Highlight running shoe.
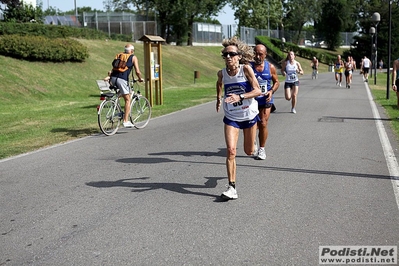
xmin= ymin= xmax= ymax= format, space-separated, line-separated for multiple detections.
xmin=256 ymin=148 xmax=266 ymax=160
xmin=123 ymin=121 xmax=134 ymax=128
xmin=291 ymin=108 xmax=296 ymax=114
xmin=221 ymin=185 xmax=238 ymax=200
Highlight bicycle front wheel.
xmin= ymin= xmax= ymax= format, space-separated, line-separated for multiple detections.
xmin=98 ymin=99 xmax=121 ymax=136
xmin=130 ymin=95 xmax=151 ymax=129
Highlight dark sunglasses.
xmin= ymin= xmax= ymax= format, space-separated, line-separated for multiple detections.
xmin=222 ymin=52 xmax=239 ymax=58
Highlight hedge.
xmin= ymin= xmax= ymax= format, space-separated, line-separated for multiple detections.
xmin=0 ymin=34 xmax=89 ymax=62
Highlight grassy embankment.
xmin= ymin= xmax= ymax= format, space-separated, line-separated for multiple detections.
xmin=1 ymin=41 xmax=396 ymax=159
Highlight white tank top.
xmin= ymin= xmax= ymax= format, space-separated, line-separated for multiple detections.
xmin=285 ymin=60 xmax=299 ymax=83
xmin=222 ymin=65 xmax=259 ymax=122
xmin=363 ymin=58 xmax=370 ymax=68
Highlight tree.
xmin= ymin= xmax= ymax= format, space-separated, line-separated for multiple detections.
xmin=111 ymin=0 xmax=226 ymax=45
xmin=347 ymin=0 xmax=399 ymax=69
xmin=314 ymin=0 xmax=361 ymax=50
xmin=230 ymin=0 xmax=283 ymax=31
xmin=282 ymin=0 xmax=320 ymax=44
xmin=0 ymin=0 xmax=44 ymax=23
xmin=43 ymin=6 xmax=63 ymax=16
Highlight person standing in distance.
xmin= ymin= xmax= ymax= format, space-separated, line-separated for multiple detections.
xmin=216 ymin=36 xmax=262 ymax=200
xmin=281 ymin=51 xmax=303 ymax=114
xmin=392 ymin=58 xmax=399 ymax=112
xmin=110 ymin=44 xmax=144 ymax=128
xmin=251 ymin=44 xmax=280 ymax=160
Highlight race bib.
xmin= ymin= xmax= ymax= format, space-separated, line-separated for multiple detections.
xmin=287 ymin=73 xmax=297 ymax=82
xmin=259 ymin=80 xmax=268 ymax=94
xmin=226 ymin=99 xmax=250 ymax=115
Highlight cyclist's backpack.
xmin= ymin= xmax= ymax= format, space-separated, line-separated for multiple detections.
xmin=112 ymin=53 xmax=132 ymax=73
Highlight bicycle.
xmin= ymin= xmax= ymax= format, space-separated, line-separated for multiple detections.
xmin=97 ymin=79 xmax=151 ymax=136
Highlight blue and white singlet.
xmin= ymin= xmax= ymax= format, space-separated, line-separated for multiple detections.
xmin=223 ymin=65 xmax=259 ymax=122
xmin=251 ymin=61 xmax=273 ymax=106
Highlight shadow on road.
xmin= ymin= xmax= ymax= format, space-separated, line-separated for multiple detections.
xmin=86 ymin=176 xmax=227 ymax=201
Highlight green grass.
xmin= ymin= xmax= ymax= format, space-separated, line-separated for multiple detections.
xmin=0 ymin=40 xmax=224 ymax=159
xmin=368 ymin=72 xmax=399 ymax=136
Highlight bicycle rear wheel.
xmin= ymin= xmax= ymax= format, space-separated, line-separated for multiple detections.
xmin=98 ymin=99 xmax=122 ymax=136
xmin=130 ymin=95 xmax=151 ymax=129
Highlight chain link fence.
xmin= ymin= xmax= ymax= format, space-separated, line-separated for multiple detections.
xmin=4 ymin=9 xmax=357 ymax=47
xmin=81 ymin=12 xmax=157 ymax=41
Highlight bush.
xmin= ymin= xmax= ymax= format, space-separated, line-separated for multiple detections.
xmin=0 ymin=35 xmax=89 ymax=62
xmin=0 ymin=22 xmax=109 ymax=40
xmin=256 ymin=36 xmax=336 ymax=65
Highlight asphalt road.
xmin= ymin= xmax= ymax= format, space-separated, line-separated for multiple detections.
xmin=1 ymin=71 xmax=399 ymax=265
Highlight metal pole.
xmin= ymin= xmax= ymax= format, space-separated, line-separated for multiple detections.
xmin=74 ymin=0 xmax=77 ymax=17
xmin=374 ymin=30 xmax=377 ymax=85
xmin=386 ymin=1 xmax=392 ymax=99
xmin=370 ymin=34 xmax=373 ymax=79
xmin=267 ymin=0 xmax=270 ymax=37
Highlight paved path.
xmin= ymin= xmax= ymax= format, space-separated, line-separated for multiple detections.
xmin=1 ymin=71 xmax=399 ymax=265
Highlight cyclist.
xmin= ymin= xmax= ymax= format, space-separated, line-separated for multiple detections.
xmin=110 ymin=44 xmax=144 ymax=128
xmin=311 ymin=56 xmax=318 ymax=78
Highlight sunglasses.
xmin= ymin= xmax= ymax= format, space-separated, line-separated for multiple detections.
xmin=222 ymin=52 xmax=239 ymax=58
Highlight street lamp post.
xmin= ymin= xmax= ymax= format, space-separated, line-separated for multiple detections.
xmin=371 ymin=12 xmax=380 ymax=85
xmin=386 ymin=1 xmax=392 ymax=99
xmin=369 ymin=27 xmax=375 ymax=79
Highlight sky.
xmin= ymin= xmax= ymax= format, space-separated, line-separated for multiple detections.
xmin=50 ymin=0 xmax=237 ymax=25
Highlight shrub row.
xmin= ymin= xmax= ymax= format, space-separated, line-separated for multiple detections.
xmin=0 ymin=22 xmax=109 ymax=40
xmin=0 ymin=34 xmax=89 ymax=62
xmin=0 ymin=22 xmax=133 ymax=42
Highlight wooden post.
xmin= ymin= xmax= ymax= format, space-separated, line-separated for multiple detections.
xmin=139 ymin=35 xmax=165 ymax=106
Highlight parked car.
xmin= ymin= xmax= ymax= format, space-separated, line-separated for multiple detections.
xmin=314 ymin=41 xmax=326 ymax=48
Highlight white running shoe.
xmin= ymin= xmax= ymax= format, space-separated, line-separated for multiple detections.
xmin=123 ymin=121 xmax=134 ymax=128
xmin=256 ymin=148 xmax=266 ymax=160
xmin=339 ymin=83 xmax=342 ymax=87
xmin=291 ymin=108 xmax=296 ymax=114
xmin=221 ymin=185 xmax=238 ymax=200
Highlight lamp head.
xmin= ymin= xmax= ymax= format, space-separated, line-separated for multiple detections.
xmin=372 ymin=12 xmax=380 ymax=23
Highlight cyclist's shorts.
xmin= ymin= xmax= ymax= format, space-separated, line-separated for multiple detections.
xmin=110 ymin=77 xmax=130 ymax=95
xmin=223 ymin=116 xmax=260 ymax=129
